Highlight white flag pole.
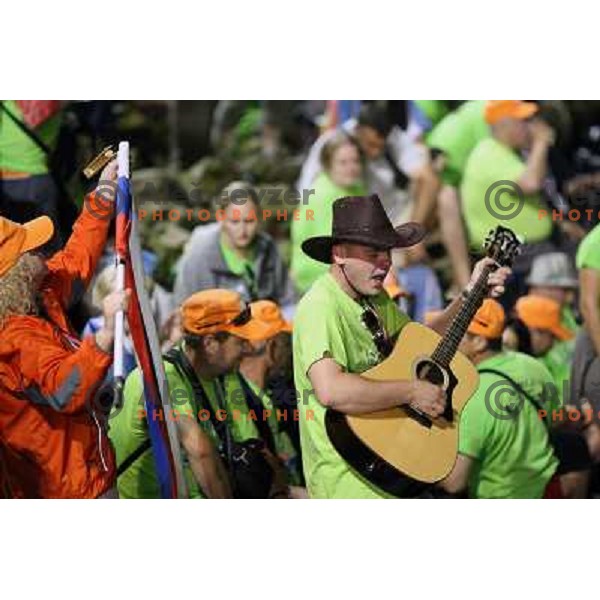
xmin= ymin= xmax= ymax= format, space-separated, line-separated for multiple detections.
xmin=113 ymin=142 xmax=128 ymax=406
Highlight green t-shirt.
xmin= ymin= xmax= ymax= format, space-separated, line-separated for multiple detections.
xmin=291 ymin=172 xmax=365 ymax=295
xmin=109 ymin=355 xmax=259 ymax=499
xmin=220 ymin=236 xmax=257 ymax=294
xmin=461 ymin=137 xmax=553 ymax=250
xmin=293 ymin=271 xmax=410 ymax=498
xmin=576 ymin=221 xmax=600 ymax=271
xmin=414 ymin=100 xmax=451 ymax=128
xmin=577 ymin=222 xmax=600 ymax=313
xmin=540 ymin=339 xmax=575 ymax=407
xmin=458 ymin=351 xmax=558 ymax=499
xmin=427 ymin=100 xmax=489 ymax=186
xmin=0 ymin=100 xmax=62 ymax=174
xmin=243 ymin=376 xmax=303 ymax=485
xmin=561 ymin=305 xmax=580 ymax=336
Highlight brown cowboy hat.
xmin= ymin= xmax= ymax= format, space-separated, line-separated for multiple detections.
xmin=302 ymin=194 xmax=425 ymax=264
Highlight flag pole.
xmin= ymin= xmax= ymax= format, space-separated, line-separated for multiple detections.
xmin=115 ymin=140 xmax=187 ymax=498
xmin=113 ymin=142 xmax=128 ymax=407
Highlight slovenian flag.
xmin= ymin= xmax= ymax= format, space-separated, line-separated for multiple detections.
xmin=115 ymin=141 xmax=186 ymax=498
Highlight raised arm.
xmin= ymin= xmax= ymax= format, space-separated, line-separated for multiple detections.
xmin=6 ymin=288 xmax=130 ymax=415
xmin=45 ymin=160 xmax=118 ymax=308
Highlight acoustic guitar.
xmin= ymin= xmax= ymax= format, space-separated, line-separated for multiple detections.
xmin=325 ymin=226 xmax=521 ymax=497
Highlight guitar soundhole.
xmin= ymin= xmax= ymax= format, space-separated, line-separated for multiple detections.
xmin=415 ymin=359 xmax=445 ymax=386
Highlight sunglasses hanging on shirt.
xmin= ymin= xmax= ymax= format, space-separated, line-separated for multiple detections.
xmin=360 ymin=301 xmax=392 ymax=359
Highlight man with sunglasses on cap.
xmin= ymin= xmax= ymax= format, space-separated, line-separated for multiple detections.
xmin=111 ymin=289 xmax=279 ymax=499
xmin=293 ymin=193 xmax=510 ymax=499
xmin=0 ymin=160 xmax=130 ymax=498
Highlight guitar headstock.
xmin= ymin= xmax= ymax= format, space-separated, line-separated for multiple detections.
xmin=483 ymin=226 xmax=522 ymax=267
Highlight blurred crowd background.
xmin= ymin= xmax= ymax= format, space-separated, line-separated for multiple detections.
xmin=4 ymin=100 xmax=600 ymax=300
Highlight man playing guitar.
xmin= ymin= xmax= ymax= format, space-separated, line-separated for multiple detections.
xmin=292 ymin=194 xmax=510 ymax=499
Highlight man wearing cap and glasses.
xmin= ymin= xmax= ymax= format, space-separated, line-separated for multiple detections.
xmin=293 ymin=193 xmax=510 ymax=499
xmin=0 ymin=160 xmax=130 ymax=498
xmin=111 ymin=289 xmax=280 ymax=499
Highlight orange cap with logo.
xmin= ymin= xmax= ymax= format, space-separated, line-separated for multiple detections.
xmin=515 ymin=295 xmax=574 ymax=341
xmin=484 ymin=100 xmax=538 ymax=125
xmin=467 ymin=299 xmax=506 ymax=339
xmin=251 ymin=300 xmax=292 ymax=337
xmin=0 ymin=215 xmax=54 ymax=278
xmin=181 ymin=289 xmax=272 ymax=341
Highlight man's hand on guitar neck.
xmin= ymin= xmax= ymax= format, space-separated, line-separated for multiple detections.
xmin=308 ymin=358 xmax=446 ymax=418
xmin=465 ymin=257 xmax=512 ymax=299
xmin=428 ymin=257 xmax=511 ymax=336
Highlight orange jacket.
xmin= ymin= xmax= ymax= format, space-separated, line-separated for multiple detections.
xmin=0 ymin=193 xmax=116 ymax=498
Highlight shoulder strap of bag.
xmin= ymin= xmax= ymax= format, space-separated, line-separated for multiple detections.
xmin=116 ymin=436 xmax=152 ymax=478
xmin=236 ymin=373 xmax=276 ymax=454
xmin=478 ymin=367 xmax=548 ymax=426
xmin=163 ymin=347 xmax=227 ymax=445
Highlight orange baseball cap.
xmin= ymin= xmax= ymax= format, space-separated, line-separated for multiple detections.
xmin=468 ymin=299 xmax=506 ymax=339
xmin=251 ymin=300 xmax=292 ymax=337
xmin=181 ymin=289 xmax=272 ymax=341
xmin=0 ymin=215 xmax=54 ymax=278
xmin=515 ymin=295 xmax=574 ymax=341
xmin=484 ymin=100 xmax=538 ymax=125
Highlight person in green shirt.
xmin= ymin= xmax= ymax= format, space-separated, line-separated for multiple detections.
xmin=293 ymin=193 xmax=511 ymax=498
xmin=428 ymin=101 xmax=489 ymax=189
xmin=571 ymin=221 xmax=600 ymax=465
xmin=173 ymin=181 xmax=294 ymax=309
xmin=109 ymin=288 xmax=273 ymax=498
xmin=413 ymin=101 xmax=452 ymax=134
xmin=291 ymin=131 xmax=366 ymax=295
xmin=514 ymin=294 xmax=575 ymax=407
xmin=508 ymin=294 xmax=591 ymax=498
xmin=239 ymin=299 xmax=305 ymax=494
xmin=526 ymin=252 xmax=580 ymax=336
xmin=461 ymin=100 xmax=556 ymax=253
xmin=442 ymin=299 xmax=558 ymax=498
xmin=426 ymin=100 xmax=489 ymax=290
xmin=0 ymin=100 xmax=64 ymax=252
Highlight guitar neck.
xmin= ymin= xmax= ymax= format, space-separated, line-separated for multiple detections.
xmin=432 ymin=266 xmax=494 ymax=368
